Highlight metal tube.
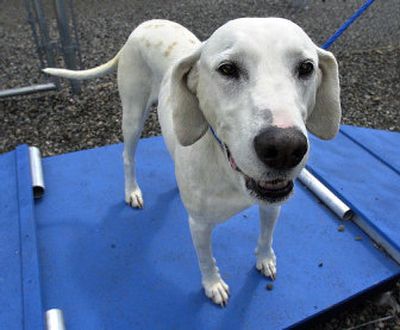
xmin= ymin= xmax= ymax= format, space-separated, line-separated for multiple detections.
xmin=0 ymin=83 xmax=57 ymax=98
xmin=54 ymin=0 xmax=81 ymax=94
xmin=298 ymin=168 xmax=353 ymax=220
xmin=29 ymin=146 xmax=45 ymax=199
xmin=32 ymin=0 xmax=60 ymax=89
xmin=45 ymin=309 xmax=66 ymax=330
xmin=352 ymin=214 xmax=400 ymax=264
xmin=23 ymin=0 xmax=45 ymax=68
xmin=67 ymin=0 xmax=83 ymax=69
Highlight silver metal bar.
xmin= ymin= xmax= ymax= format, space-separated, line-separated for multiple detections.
xmin=45 ymin=309 xmax=66 ymax=330
xmin=29 ymin=146 xmax=45 ymax=199
xmin=23 ymin=0 xmax=45 ymax=68
xmin=54 ymin=0 xmax=81 ymax=94
xmin=67 ymin=0 xmax=83 ymax=69
xmin=0 ymin=83 xmax=56 ymax=98
xmin=32 ymin=0 xmax=60 ymax=89
xmin=298 ymin=168 xmax=353 ymax=220
xmin=352 ymin=214 xmax=400 ymax=264
xmin=299 ymin=169 xmax=400 ymax=264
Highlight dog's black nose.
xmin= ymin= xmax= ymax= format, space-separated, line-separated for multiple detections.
xmin=254 ymin=126 xmax=308 ymax=170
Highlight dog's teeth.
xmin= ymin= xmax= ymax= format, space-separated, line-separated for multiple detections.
xmin=259 ymin=181 xmax=275 ymax=189
xmin=259 ymin=180 xmax=288 ymax=189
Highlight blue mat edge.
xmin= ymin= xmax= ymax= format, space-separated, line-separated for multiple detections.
xmin=291 ymin=272 xmax=400 ymax=329
xmin=305 ymin=164 xmax=399 ymax=249
xmin=15 ymin=145 xmax=44 ymax=330
xmin=340 ymin=126 xmax=400 ymax=175
xmin=307 ymin=127 xmax=400 ymax=262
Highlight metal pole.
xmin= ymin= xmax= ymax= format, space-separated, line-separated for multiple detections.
xmin=29 ymin=146 xmax=45 ymax=199
xmin=67 ymin=0 xmax=83 ymax=69
xmin=54 ymin=0 xmax=81 ymax=94
xmin=298 ymin=168 xmax=354 ymax=220
xmin=32 ymin=0 xmax=60 ymax=89
xmin=0 ymin=83 xmax=57 ymax=98
xmin=45 ymin=309 xmax=66 ymax=330
xmin=23 ymin=0 xmax=45 ymax=69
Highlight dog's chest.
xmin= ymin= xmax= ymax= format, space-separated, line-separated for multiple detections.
xmin=174 ymin=139 xmax=252 ymax=222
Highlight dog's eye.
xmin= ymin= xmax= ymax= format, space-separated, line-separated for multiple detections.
xmin=217 ymin=63 xmax=239 ymax=79
xmin=298 ymin=61 xmax=314 ymax=78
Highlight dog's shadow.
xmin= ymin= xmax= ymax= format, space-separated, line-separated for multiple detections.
xmin=181 ymin=268 xmax=263 ymax=330
xmin=220 ymin=269 xmax=263 ymax=328
xmin=64 ymin=186 xmax=196 ymax=327
xmin=40 ymin=184 xmax=263 ymax=328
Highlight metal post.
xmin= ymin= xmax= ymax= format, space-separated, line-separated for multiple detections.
xmin=29 ymin=146 xmax=46 ymax=199
xmin=45 ymin=309 xmax=66 ymax=330
xmin=23 ymin=0 xmax=45 ymax=69
xmin=31 ymin=0 xmax=60 ymax=89
xmin=54 ymin=0 xmax=81 ymax=94
xmin=0 ymin=83 xmax=57 ymax=98
xmin=2 ymin=0 xmax=83 ymax=97
xmin=67 ymin=0 xmax=83 ymax=69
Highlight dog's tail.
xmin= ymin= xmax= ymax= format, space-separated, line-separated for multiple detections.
xmin=43 ymin=50 xmax=120 ymax=80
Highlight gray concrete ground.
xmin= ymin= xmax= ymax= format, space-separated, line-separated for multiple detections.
xmin=0 ymin=0 xmax=399 ymax=328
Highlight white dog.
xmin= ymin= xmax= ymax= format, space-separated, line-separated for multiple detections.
xmin=44 ymin=18 xmax=341 ymax=306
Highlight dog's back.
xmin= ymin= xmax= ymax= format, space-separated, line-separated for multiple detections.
xmin=43 ymin=20 xmax=199 ymax=83
xmin=124 ymin=20 xmax=200 ymax=79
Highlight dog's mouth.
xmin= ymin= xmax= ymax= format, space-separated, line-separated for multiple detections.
xmin=224 ymin=144 xmax=294 ymax=202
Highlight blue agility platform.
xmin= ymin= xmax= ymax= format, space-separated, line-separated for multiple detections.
xmin=1 ymin=125 xmax=399 ymax=330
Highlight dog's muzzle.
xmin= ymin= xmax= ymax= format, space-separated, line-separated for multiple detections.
xmin=253 ymin=126 xmax=308 ymax=170
xmin=225 ymin=144 xmax=294 ymax=203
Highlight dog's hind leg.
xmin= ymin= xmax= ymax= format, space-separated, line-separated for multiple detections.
xmin=121 ymin=93 xmax=159 ymax=208
xmin=122 ymin=109 xmax=147 ymax=208
xmin=118 ymin=45 xmax=156 ymax=208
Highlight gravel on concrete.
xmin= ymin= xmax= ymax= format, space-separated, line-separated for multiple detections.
xmin=0 ymin=0 xmax=399 ymax=328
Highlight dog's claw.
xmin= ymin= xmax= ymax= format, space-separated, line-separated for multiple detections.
xmin=269 ymin=265 xmax=276 ymax=280
xmin=131 ymin=195 xmax=143 ymax=208
xmin=126 ymin=189 xmax=144 ymax=208
xmin=256 ymin=253 xmax=277 ymax=280
xmin=204 ymin=278 xmax=230 ymax=306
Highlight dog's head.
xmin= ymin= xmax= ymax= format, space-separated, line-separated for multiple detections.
xmin=171 ymin=18 xmax=341 ymax=204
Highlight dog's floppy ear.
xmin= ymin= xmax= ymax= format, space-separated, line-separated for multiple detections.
xmin=171 ymin=47 xmax=208 ymax=146
xmin=306 ymin=48 xmax=341 ymax=140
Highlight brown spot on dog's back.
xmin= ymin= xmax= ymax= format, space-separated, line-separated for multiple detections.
xmin=164 ymin=41 xmax=178 ymax=57
xmin=144 ymin=23 xmax=164 ymax=29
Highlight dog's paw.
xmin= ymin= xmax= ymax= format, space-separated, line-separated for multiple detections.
xmin=256 ymin=250 xmax=277 ymax=280
xmin=125 ymin=189 xmax=144 ymax=208
xmin=203 ymin=278 xmax=230 ymax=307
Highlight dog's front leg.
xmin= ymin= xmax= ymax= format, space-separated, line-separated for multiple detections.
xmin=255 ymin=205 xmax=280 ymax=280
xmin=189 ymin=217 xmax=230 ymax=306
